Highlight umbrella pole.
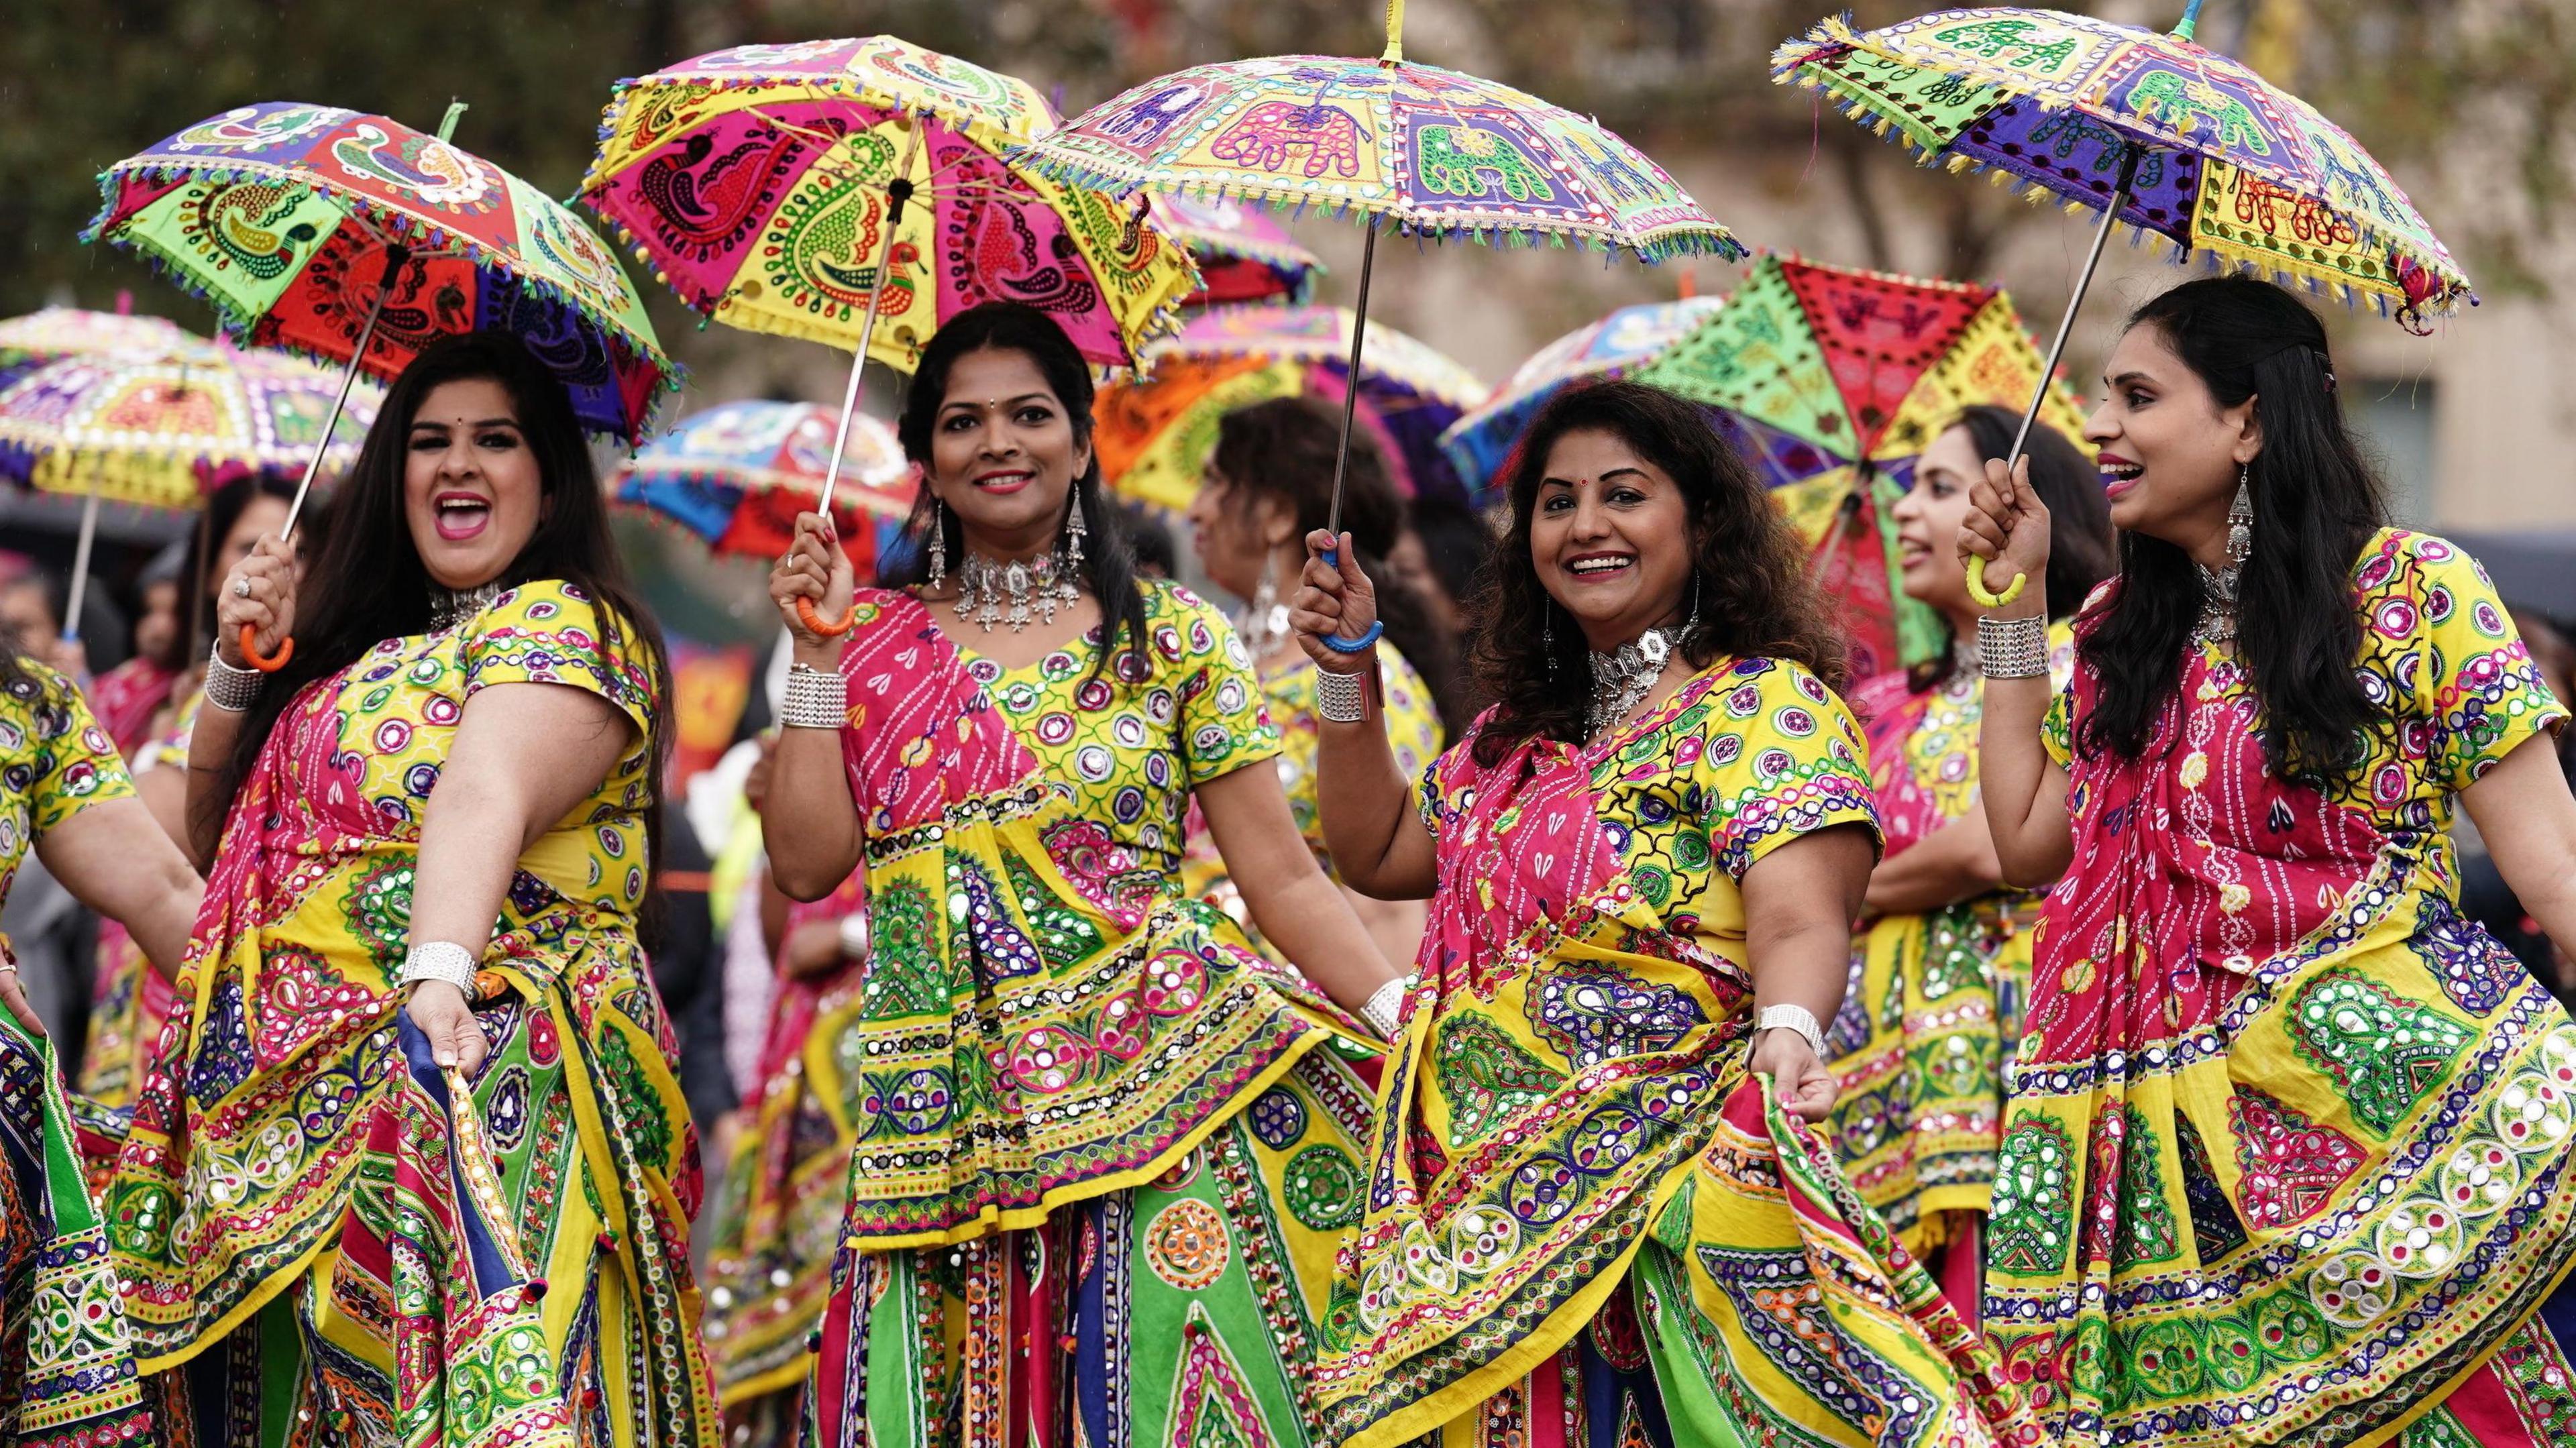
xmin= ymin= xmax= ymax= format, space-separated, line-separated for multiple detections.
xmin=2007 ymin=146 xmax=2141 ymax=464
xmin=1317 ymin=226 xmax=1385 ymax=654
xmin=802 ymin=122 xmax=924 ymax=639
xmin=60 ymin=480 xmax=102 ymax=649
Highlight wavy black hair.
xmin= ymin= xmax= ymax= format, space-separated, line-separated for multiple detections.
xmin=1469 ymin=380 xmax=1847 ymax=765
xmin=1208 ymin=396 xmax=1470 ymax=735
xmin=1913 ymin=404 xmax=2117 ymax=691
xmin=213 ymin=331 xmax=672 ymax=838
xmin=879 ymin=302 xmax=1148 ymax=682
xmin=2076 ymin=276 xmax=2385 ymax=783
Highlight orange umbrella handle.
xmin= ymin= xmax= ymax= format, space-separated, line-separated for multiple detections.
xmin=241 ymin=624 xmax=294 ymax=671
xmin=796 ymin=598 xmax=855 ymax=638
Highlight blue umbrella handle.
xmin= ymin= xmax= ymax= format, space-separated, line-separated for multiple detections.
xmin=1321 ymin=620 xmax=1383 ymax=655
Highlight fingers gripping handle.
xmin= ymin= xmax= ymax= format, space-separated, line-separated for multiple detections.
xmin=796 ymin=596 xmax=856 ymax=639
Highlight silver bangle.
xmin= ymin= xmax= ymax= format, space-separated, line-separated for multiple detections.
xmin=1976 ymin=613 xmax=2050 ymax=679
xmin=780 ymin=663 xmax=848 ymax=730
xmin=399 ymin=940 xmax=478 ymax=993
xmin=1754 ymin=1003 xmax=1828 ymax=1060
xmin=1358 ymin=974 xmax=1410 ymax=1038
xmin=837 ymin=912 xmax=869 ymax=960
xmin=1314 ymin=667 xmax=1369 ymax=724
xmin=203 ymin=643 xmax=266 ymax=712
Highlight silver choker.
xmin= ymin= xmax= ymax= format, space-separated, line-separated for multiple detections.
xmin=1587 ymin=626 xmax=1683 ymax=740
xmin=432 ymin=580 xmax=506 ymax=632
xmin=954 ymin=549 xmax=1079 ymax=632
xmin=2194 ymin=561 xmax=2240 ymax=644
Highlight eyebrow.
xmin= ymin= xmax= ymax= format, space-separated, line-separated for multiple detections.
xmin=2102 ymin=370 xmax=2155 ymax=389
xmin=411 ymin=416 xmax=519 ymax=429
xmin=941 ymin=392 xmax=1052 ymax=412
xmin=1539 ymin=466 xmax=1652 ymax=488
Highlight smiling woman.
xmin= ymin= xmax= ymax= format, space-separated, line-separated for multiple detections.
xmin=106 ymin=331 xmax=716 ymax=1443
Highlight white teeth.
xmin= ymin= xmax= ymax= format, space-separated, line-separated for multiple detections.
xmin=1567 ymin=557 xmax=1631 ymax=575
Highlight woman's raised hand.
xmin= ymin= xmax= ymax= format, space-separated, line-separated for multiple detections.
xmin=215 ymin=533 xmax=299 ymax=667
xmin=1956 ymin=454 xmax=2052 ymax=610
xmin=769 ymin=512 xmax=855 ymax=652
xmin=1289 ymin=529 xmax=1377 ymax=673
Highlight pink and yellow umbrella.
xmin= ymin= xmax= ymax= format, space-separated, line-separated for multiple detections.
xmin=612 ymin=399 xmax=916 ymax=576
xmin=1148 ymin=192 xmax=1324 ymax=305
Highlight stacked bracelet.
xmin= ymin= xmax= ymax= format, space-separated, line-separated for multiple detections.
xmin=203 ymin=643 xmax=266 ymax=712
xmin=1358 ymin=975 xmax=1411 ymax=1038
xmin=399 ymin=940 xmax=478 ymax=992
xmin=1313 ymin=666 xmax=1371 ymax=724
xmin=1976 ymin=613 xmax=2050 ymax=679
xmin=780 ymin=663 xmax=849 ymax=730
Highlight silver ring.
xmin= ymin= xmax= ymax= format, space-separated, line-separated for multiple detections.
xmin=233 ymin=577 xmax=252 ymax=598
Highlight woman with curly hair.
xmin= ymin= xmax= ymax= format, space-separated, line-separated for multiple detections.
xmin=1965 ymin=276 xmax=2576 ymax=1445
xmin=1293 ymin=380 xmax=2029 ymax=1447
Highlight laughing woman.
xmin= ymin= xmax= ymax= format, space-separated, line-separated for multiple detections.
xmin=1821 ymin=405 xmax=2114 ymax=1321
xmin=1964 ymin=276 xmax=2576 ymax=1446
xmin=105 ymin=331 xmax=715 ymax=1445
xmin=758 ymin=302 xmax=1401 ymax=1448
xmin=1295 ymin=381 xmax=2029 ymax=1448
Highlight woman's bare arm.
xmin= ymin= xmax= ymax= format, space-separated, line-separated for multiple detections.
xmin=38 ymin=797 xmax=203 ymax=981
xmin=1741 ymin=824 xmax=1875 ymax=1121
xmin=2465 ymin=735 xmax=2576 ymax=958
xmin=1198 ymin=763 xmax=1400 ymax=1013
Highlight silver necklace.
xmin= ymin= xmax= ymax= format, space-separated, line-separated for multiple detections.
xmin=1586 ymin=626 xmax=1683 ymax=740
xmin=431 ymin=580 xmax=505 ymax=632
xmin=2194 ymin=561 xmax=2239 ymax=644
xmin=954 ymin=548 xmax=1079 ymax=632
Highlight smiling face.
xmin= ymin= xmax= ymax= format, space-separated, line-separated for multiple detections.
xmin=1184 ymin=464 xmax=1290 ymax=602
xmin=402 ymin=378 xmax=544 ymax=591
xmin=1892 ymin=423 xmax=1983 ymax=620
xmin=2083 ymin=322 xmax=2261 ymax=549
xmin=1529 ymin=427 xmax=1695 ymax=650
xmin=928 ymin=347 xmax=1092 ymax=560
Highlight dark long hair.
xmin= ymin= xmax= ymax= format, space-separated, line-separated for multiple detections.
xmin=213 ymin=331 xmax=673 ymax=838
xmin=880 ymin=302 xmax=1147 ymax=681
xmin=2076 ymin=277 xmax=2385 ymax=783
xmin=1915 ymin=404 xmax=2117 ymax=690
xmin=1208 ymin=396 xmax=1470 ymax=735
xmin=1470 ymin=380 xmax=1847 ymax=765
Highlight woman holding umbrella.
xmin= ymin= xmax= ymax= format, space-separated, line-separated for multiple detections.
xmin=1293 ymin=381 xmax=2027 ymax=1448
xmin=1964 ymin=276 xmax=2576 ymax=1445
xmin=104 ymin=331 xmax=716 ymax=1441
xmin=1821 ymin=404 xmax=2114 ymax=1321
xmin=765 ymin=301 xmax=1402 ymax=1448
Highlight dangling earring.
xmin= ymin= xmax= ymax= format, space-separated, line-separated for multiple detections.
xmin=925 ymin=496 xmax=947 ymax=588
xmin=2226 ymin=463 xmax=2253 ymax=567
xmin=1063 ymin=488 xmax=1088 ymax=568
xmin=1246 ymin=557 xmax=1285 ymax=655
xmin=1685 ymin=573 xmax=1701 ymax=643
xmin=1543 ymin=602 xmax=1556 ymax=681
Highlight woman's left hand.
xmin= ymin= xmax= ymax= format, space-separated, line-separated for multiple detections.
xmin=408 ymin=981 xmax=489 ymax=1076
xmin=0 ymin=941 xmax=40 ymax=1037
xmin=1288 ymin=529 xmax=1379 ymax=673
xmin=1752 ymin=1027 xmax=1837 ymax=1122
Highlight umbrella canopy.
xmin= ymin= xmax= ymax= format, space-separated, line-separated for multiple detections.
xmin=0 ymin=346 xmax=380 ymax=510
xmin=1629 ymin=254 xmax=2088 ymax=677
xmin=1095 ymin=304 xmax=1485 ymax=518
xmin=1440 ymin=294 xmax=1727 ymax=490
xmin=580 ymin=37 xmax=1201 ymax=376
xmin=1774 ymin=5 xmax=2471 ymax=330
xmin=613 ymin=399 xmax=915 ymax=575
xmin=87 ymin=101 xmax=675 ymax=442
xmin=1151 ymin=192 xmax=1323 ymax=305
xmin=0 ymin=306 xmax=216 ymax=371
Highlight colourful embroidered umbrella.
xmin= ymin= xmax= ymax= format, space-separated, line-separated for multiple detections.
xmin=1438 ymin=294 xmax=1727 ymax=490
xmin=1627 ymin=253 xmax=2088 ymax=677
xmin=580 ymin=37 xmax=1200 ymax=634
xmin=1149 ymin=192 xmax=1324 ymax=305
xmin=1016 ymin=0 xmax=1740 ymax=649
xmin=612 ymin=399 xmax=916 ymax=575
xmin=1097 ymin=303 xmax=1486 ymax=517
xmin=88 ymin=101 xmax=676 ymax=667
xmin=0 ymin=304 xmax=215 ymax=373
xmin=1774 ymin=1 xmax=2474 ymax=602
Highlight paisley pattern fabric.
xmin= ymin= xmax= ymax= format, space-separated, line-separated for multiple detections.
xmin=1825 ymin=630 xmax=2073 ymax=1258
xmin=103 ymin=582 xmax=718 ymax=1447
xmin=1313 ymin=657 xmax=2037 ymax=1448
xmin=1994 ymin=531 xmax=2576 ymax=1447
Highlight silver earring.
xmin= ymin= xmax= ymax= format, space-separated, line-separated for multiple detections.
xmin=1543 ymin=604 xmax=1555 ymax=680
xmin=926 ymin=498 xmax=947 ymax=588
xmin=1686 ymin=574 xmax=1701 ymax=641
xmin=2226 ymin=465 xmax=2253 ymax=567
xmin=1063 ymin=489 xmax=1087 ymax=568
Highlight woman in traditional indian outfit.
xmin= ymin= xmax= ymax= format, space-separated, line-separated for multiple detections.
xmin=0 ymin=630 xmax=202 ymax=1444
xmin=1180 ymin=396 xmax=1455 ymax=963
xmin=1295 ymin=380 xmax=2029 ymax=1448
xmin=1963 ymin=276 xmax=2576 ymax=1446
xmin=1822 ymin=405 xmax=2114 ymax=1321
xmin=105 ymin=331 xmax=716 ymax=1446
xmin=755 ymin=301 xmax=1403 ymax=1448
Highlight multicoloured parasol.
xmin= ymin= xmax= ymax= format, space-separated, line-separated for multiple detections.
xmin=0 ymin=305 xmax=215 ymax=374
xmin=1774 ymin=2 xmax=2474 ymax=602
xmin=612 ymin=399 xmax=916 ymax=576
xmin=88 ymin=101 xmax=676 ymax=667
xmin=1016 ymin=0 xmax=1741 ymax=651
xmin=1095 ymin=303 xmax=1486 ymax=517
xmin=1438 ymin=294 xmax=1727 ymax=490
xmin=1627 ymin=254 xmax=2088 ymax=677
xmin=1149 ymin=192 xmax=1324 ymax=305
xmin=580 ymin=37 xmax=1201 ymax=634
